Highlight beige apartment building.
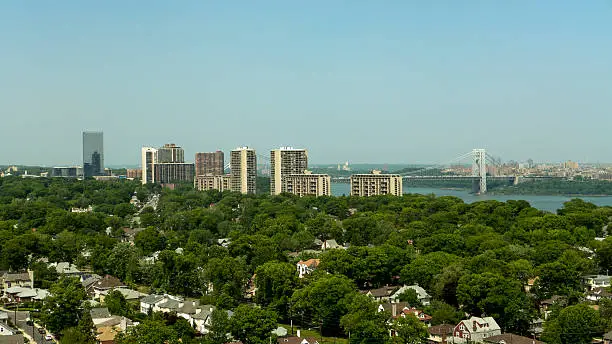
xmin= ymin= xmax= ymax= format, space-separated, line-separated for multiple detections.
xmin=350 ymin=170 xmax=403 ymax=196
xmin=283 ymin=171 xmax=331 ymax=197
xmin=195 ymin=174 xmax=231 ymax=192
xmin=230 ymin=147 xmax=257 ymax=194
xmin=270 ymin=147 xmax=308 ymax=195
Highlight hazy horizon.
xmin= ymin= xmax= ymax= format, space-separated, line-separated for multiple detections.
xmin=2 ymin=1 xmax=611 ymax=166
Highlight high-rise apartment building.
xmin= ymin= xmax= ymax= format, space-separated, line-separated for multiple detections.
xmin=230 ymin=147 xmax=257 ymax=194
xmin=153 ymin=163 xmax=195 ymax=183
xmin=195 ymin=151 xmax=224 ymax=176
xmin=141 ymin=147 xmax=158 ymax=184
xmin=83 ymin=131 xmax=104 ymax=177
xmin=283 ymin=171 xmax=331 ymax=197
xmin=350 ymin=170 xmax=403 ymax=196
xmin=157 ymin=143 xmax=185 ymax=163
xmin=270 ymin=147 xmax=308 ymax=195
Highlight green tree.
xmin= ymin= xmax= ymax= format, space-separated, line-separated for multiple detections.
xmin=41 ymin=277 xmax=88 ymax=335
xmin=230 ymin=305 xmax=278 ymax=344
xmin=115 ymin=320 xmax=181 ymax=344
xmin=254 ymin=261 xmax=298 ymax=320
xmin=291 ymin=274 xmax=357 ymax=336
xmin=397 ymin=288 xmax=422 ymax=308
xmin=203 ymin=309 xmax=232 ymax=344
xmin=394 ymin=314 xmax=429 ymax=344
xmin=340 ymin=293 xmax=389 ymax=344
xmin=542 ymin=304 xmax=605 ymax=344
xmin=104 ymin=289 xmax=132 ymax=317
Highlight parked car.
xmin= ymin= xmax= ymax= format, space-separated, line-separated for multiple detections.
xmin=45 ymin=334 xmax=53 ymax=340
xmin=38 ymin=328 xmax=46 ymax=334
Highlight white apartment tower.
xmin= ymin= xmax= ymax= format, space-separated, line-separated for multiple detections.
xmin=270 ymin=147 xmax=308 ymax=195
xmin=230 ymin=147 xmax=257 ymax=194
xmin=141 ymin=147 xmax=158 ymax=185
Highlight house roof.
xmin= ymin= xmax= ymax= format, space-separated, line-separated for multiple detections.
xmin=140 ymin=294 xmax=165 ymax=305
xmin=0 ymin=334 xmax=24 ymax=344
xmin=367 ymin=286 xmax=398 ymax=298
xmin=192 ymin=305 xmax=216 ymax=320
xmin=90 ymin=308 xmax=112 ymax=320
xmin=95 ymin=316 xmax=133 ymax=329
xmin=0 ymin=311 xmax=8 ymax=320
xmin=102 ymin=288 xmax=148 ymax=300
xmin=156 ymin=299 xmax=180 ymax=310
xmin=428 ymin=324 xmax=454 ymax=336
xmin=54 ymin=262 xmax=80 ymax=274
xmin=81 ymin=274 xmax=102 ymax=288
xmin=177 ymin=301 xmax=200 ymax=314
xmin=2 ymin=272 xmax=31 ymax=282
xmin=484 ymin=334 xmax=544 ymax=344
xmin=458 ymin=317 xmax=501 ymax=333
xmin=93 ymin=275 xmax=125 ymax=290
xmin=540 ymin=295 xmax=564 ymax=305
xmin=297 ymin=259 xmax=320 ymax=268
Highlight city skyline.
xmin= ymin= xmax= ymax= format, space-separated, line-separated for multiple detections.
xmin=2 ymin=2 xmax=612 ymax=165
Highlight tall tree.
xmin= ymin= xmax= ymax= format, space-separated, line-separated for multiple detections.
xmin=254 ymin=261 xmax=298 ymax=320
xmin=230 ymin=305 xmax=278 ymax=344
xmin=542 ymin=304 xmax=604 ymax=344
xmin=41 ymin=277 xmax=88 ymax=335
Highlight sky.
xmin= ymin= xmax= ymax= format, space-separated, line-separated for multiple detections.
xmin=1 ymin=1 xmax=611 ymax=166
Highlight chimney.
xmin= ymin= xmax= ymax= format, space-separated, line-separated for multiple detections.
xmin=392 ymin=303 xmax=397 ymax=317
xmin=297 ymin=329 xmax=301 ymax=338
xmin=473 ymin=321 xmax=477 ymax=331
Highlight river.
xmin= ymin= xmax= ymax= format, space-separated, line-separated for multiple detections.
xmin=330 ymin=183 xmax=612 ymax=213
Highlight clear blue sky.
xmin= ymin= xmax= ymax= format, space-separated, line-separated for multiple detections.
xmin=1 ymin=1 xmax=611 ymax=166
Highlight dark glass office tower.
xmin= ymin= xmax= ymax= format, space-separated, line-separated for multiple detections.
xmin=83 ymin=131 xmax=104 ymax=177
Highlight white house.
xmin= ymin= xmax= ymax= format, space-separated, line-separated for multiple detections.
xmin=389 ymin=285 xmax=432 ymax=306
xmin=297 ymin=259 xmax=320 ymax=278
xmin=453 ymin=317 xmax=501 ymax=343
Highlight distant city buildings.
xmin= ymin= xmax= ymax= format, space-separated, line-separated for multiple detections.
xmin=283 ymin=170 xmax=331 ymax=197
xmin=141 ymin=144 xmax=194 ymax=184
xmin=195 ymin=151 xmax=224 ymax=176
xmin=350 ymin=170 xmax=403 ymax=196
xmin=83 ymin=131 xmax=104 ymax=177
xmin=230 ymin=147 xmax=257 ymax=194
xmin=52 ymin=166 xmax=83 ymax=178
xmin=126 ymin=168 xmax=141 ymax=179
xmin=270 ymin=147 xmax=308 ymax=195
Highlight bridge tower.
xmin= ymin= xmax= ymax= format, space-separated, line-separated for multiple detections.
xmin=472 ymin=149 xmax=487 ymax=194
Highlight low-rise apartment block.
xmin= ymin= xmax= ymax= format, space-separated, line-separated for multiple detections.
xmin=195 ymin=174 xmax=231 ymax=192
xmin=350 ymin=170 xmax=402 ymax=196
xmin=283 ymin=171 xmax=331 ymax=197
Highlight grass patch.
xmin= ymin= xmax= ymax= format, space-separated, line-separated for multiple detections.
xmin=278 ymin=325 xmax=348 ymax=344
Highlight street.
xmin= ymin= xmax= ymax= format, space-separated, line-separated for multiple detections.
xmin=6 ymin=309 xmax=54 ymax=344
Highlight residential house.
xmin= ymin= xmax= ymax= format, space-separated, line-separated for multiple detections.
xmin=140 ymin=294 xmax=165 ymax=314
xmin=155 ymin=298 xmax=181 ymax=313
xmin=453 ymin=317 xmax=501 ymax=343
xmin=586 ymin=287 xmax=612 ymax=302
xmin=398 ymin=307 xmax=432 ymax=326
xmin=365 ymin=286 xmax=399 ymax=302
xmin=81 ymin=274 xmax=102 ymax=290
xmin=529 ymin=318 xmax=544 ymax=338
xmin=100 ymin=288 xmax=148 ymax=303
xmin=389 ymin=285 xmax=432 ymax=306
xmin=321 ymin=239 xmax=342 ymax=250
xmin=3 ymin=287 xmax=49 ymax=303
xmin=524 ymin=277 xmax=537 ymax=293
xmin=583 ymin=275 xmax=611 ymax=291
xmin=177 ymin=301 xmax=200 ymax=322
xmin=90 ymin=308 xmax=113 ymax=326
xmin=539 ymin=295 xmax=565 ymax=319
xmin=87 ymin=275 xmax=127 ymax=299
xmin=192 ymin=305 xmax=216 ymax=334
xmin=50 ymin=262 xmax=81 ymax=276
xmin=483 ymin=334 xmax=543 ymax=344
xmin=0 ymin=312 xmax=7 ymax=324
xmin=245 ymin=274 xmax=257 ymax=299
xmin=95 ymin=317 xmax=133 ymax=344
xmin=378 ymin=302 xmax=410 ymax=318
xmin=297 ymin=259 xmax=320 ymax=279
xmin=427 ymin=324 xmax=454 ymax=344
xmin=1 ymin=271 xmax=33 ymax=293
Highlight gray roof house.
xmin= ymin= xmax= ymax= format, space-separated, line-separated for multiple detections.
xmin=389 ymin=285 xmax=432 ymax=306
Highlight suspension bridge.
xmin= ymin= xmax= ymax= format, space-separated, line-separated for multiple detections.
xmin=331 ymin=149 xmax=540 ymax=194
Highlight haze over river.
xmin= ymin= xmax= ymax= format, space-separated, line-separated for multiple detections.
xmin=330 ymin=183 xmax=612 ymax=213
